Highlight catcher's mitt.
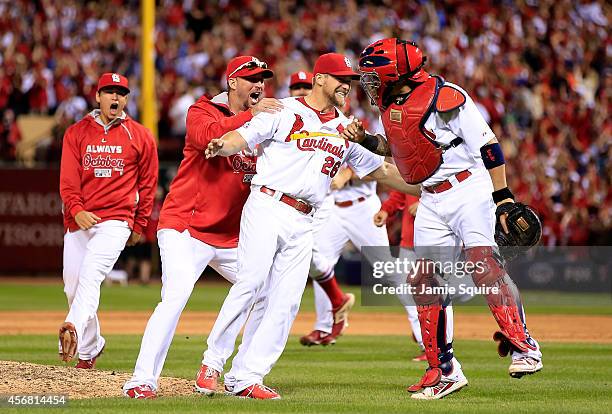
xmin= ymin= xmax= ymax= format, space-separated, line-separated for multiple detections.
xmin=59 ymin=322 xmax=78 ymax=362
xmin=495 ymin=202 xmax=542 ymax=260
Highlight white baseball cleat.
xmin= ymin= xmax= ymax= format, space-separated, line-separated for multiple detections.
xmin=409 ymin=358 xmax=468 ymax=400
xmin=509 ymin=357 xmax=543 ymax=378
xmin=411 ymin=377 xmax=469 ymax=400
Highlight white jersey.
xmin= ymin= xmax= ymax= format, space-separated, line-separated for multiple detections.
xmin=421 ymin=82 xmax=495 ymax=187
xmin=333 ymin=169 xmax=377 ymax=203
xmin=237 ymin=97 xmax=383 ymax=208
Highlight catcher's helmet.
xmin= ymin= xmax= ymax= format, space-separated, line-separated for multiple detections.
xmin=358 ymin=38 xmax=429 ymax=110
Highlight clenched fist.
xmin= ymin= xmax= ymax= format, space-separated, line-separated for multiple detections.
xmin=340 ymin=117 xmax=366 ymax=143
xmin=74 ymin=210 xmax=101 ymax=230
xmin=373 ymin=209 xmax=389 ymax=227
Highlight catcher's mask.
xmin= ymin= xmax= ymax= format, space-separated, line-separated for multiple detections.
xmin=358 ymin=38 xmax=429 ymax=110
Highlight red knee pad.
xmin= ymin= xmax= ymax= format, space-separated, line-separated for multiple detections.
xmin=407 ymin=259 xmax=441 ymax=306
xmin=465 ymin=247 xmax=505 ymax=287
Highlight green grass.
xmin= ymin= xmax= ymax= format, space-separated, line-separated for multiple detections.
xmin=1 ymin=281 xmax=611 ymax=412
xmin=0 ymin=281 xmax=610 ymax=315
xmin=1 ymin=334 xmax=611 ymax=413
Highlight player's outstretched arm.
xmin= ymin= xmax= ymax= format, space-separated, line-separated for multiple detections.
xmin=205 ymin=130 xmax=248 ymax=158
xmin=367 ymin=162 xmax=420 ymax=196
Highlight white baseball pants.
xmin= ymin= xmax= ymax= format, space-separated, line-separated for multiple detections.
xmin=204 ymin=189 xmax=313 ymax=392
xmin=123 ymin=229 xmax=267 ymax=391
xmin=63 ymin=220 xmax=131 ymax=360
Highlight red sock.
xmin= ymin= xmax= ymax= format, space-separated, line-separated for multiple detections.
xmin=317 ymin=273 xmax=345 ymax=309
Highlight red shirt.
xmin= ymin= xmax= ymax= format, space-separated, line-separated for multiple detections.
xmin=60 ymin=111 xmax=159 ymax=234
xmin=381 ymin=191 xmax=420 ymax=248
xmin=157 ymin=93 xmax=255 ymax=248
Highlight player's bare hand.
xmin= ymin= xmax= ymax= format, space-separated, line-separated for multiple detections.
xmin=74 ymin=211 xmax=101 ymax=230
xmin=373 ymin=210 xmax=389 ymax=227
xmin=340 ymin=118 xmax=365 ymax=143
xmin=251 ymin=98 xmax=283 ymax=116
xmin=408 ymin=201 xmax=419 ymax=217
xmin=496 ymin=199 xmax=514 ymax=234
xmin=205 ymin=139 xmax=224 ymax=159
xmin=126 ymin=231 xmax=142 ymax=246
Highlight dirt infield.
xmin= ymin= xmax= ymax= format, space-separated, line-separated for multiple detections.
xmin=0 ymin=360 xmax=196 ymax=399
xmin=1 ymin=310 xmax=612 ymax=343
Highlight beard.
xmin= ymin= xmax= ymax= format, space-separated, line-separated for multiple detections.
xmin=328 ymin=87 xmax=348 ymax=109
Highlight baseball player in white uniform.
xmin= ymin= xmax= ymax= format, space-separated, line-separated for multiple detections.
xmin=287 ymin=72 xmax=423 ymax=350
xmin=287 ymin=72 xmax=357 ymax=346
xmin=348 ymin=38 xmax=542 ymax=399
xmin=199 ymin=53 xmax=420 ymax=399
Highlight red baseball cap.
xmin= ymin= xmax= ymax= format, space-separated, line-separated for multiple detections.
xmin=97 ymin=73 xmax=130 ymax=93
xmin=289 ymin=71 xmax=314 ymax=89
xmin=313 ymin=53 xmax=360 ymax=80
xmin=226 ymin=56 xmax=274 ymax=81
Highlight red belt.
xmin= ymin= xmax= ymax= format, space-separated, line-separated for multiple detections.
xmin=335 ymin=196 xmax=367 ymax=207
xmin=260 ymin=186 xmax=313 ymax=215
xmin=424 ymin=170 xmax=472 ymax=194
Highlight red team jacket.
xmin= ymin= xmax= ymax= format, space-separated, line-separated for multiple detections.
xmin=381 ymin=191 xmax=420 ymax=248
xmin=60 ymin=111 xmax=159 ymax=234
xmin=157 ymin=93 xmax=257 ymax=248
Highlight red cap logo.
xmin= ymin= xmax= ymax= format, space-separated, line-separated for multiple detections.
xmin=97 ymin=73 xmax=130 ymax=93
xmin=313 ymin=53 xmax=360 ymax=80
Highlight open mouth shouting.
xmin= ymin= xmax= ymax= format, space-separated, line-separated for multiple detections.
xmin=109 ymin=102 xmax=119 ymax=115
xmin=249 ymin=91 xmax=262 ymax=106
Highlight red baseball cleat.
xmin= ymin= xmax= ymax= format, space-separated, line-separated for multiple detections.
xmin=194 ymin=364 xmax=219 ymax=395
xmin=233 ymin=384 xmax=281 ymax=400
xmin=300 ymin=330 xmax=334 ymax=346
xmin=124 ymin=384 xmax=157 ymax=399
xmin=75 ymin=345 xmax=105 ymax=369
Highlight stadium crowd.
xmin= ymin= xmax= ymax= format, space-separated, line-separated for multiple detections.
xmin=0 ymin=0 xmax=609 ymax=245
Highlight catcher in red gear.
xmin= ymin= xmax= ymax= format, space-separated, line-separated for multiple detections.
xmin=340 ymin=38 xmax=543 ymax=400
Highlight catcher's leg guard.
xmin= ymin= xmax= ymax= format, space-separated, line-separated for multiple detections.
xmin=407 ymin=260 xmax=454 ymax=392
xmin=465 ymin=247 xmax=537 ymax=356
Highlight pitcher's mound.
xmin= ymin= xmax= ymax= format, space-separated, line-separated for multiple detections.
xmin=0 ymin=361 xmax=195 ymax=399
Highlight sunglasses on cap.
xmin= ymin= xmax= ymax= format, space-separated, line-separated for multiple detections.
xmin=227 ymin=58 xmax=269 ymax=79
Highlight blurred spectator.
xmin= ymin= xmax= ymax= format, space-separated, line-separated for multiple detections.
xmin=0 ymin=0 xmax=609 ymax=245
xmin=0 ymin=109 xmax=20 ymax=161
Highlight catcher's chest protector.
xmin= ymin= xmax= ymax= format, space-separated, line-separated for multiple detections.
xmin=381 ymin=76 xmax=466 ymax=184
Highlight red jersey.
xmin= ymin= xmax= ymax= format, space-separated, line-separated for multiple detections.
xmin=157 ymin=92 xmax=256 ymax=248
xmin=60 ymin=110 xmax=159 ymax=234
xmin=381 ymin=191 xmax=420 ymax=248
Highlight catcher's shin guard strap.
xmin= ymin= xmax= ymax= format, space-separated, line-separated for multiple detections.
xmin=417 ymin=305 xmax=453 ymax=368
